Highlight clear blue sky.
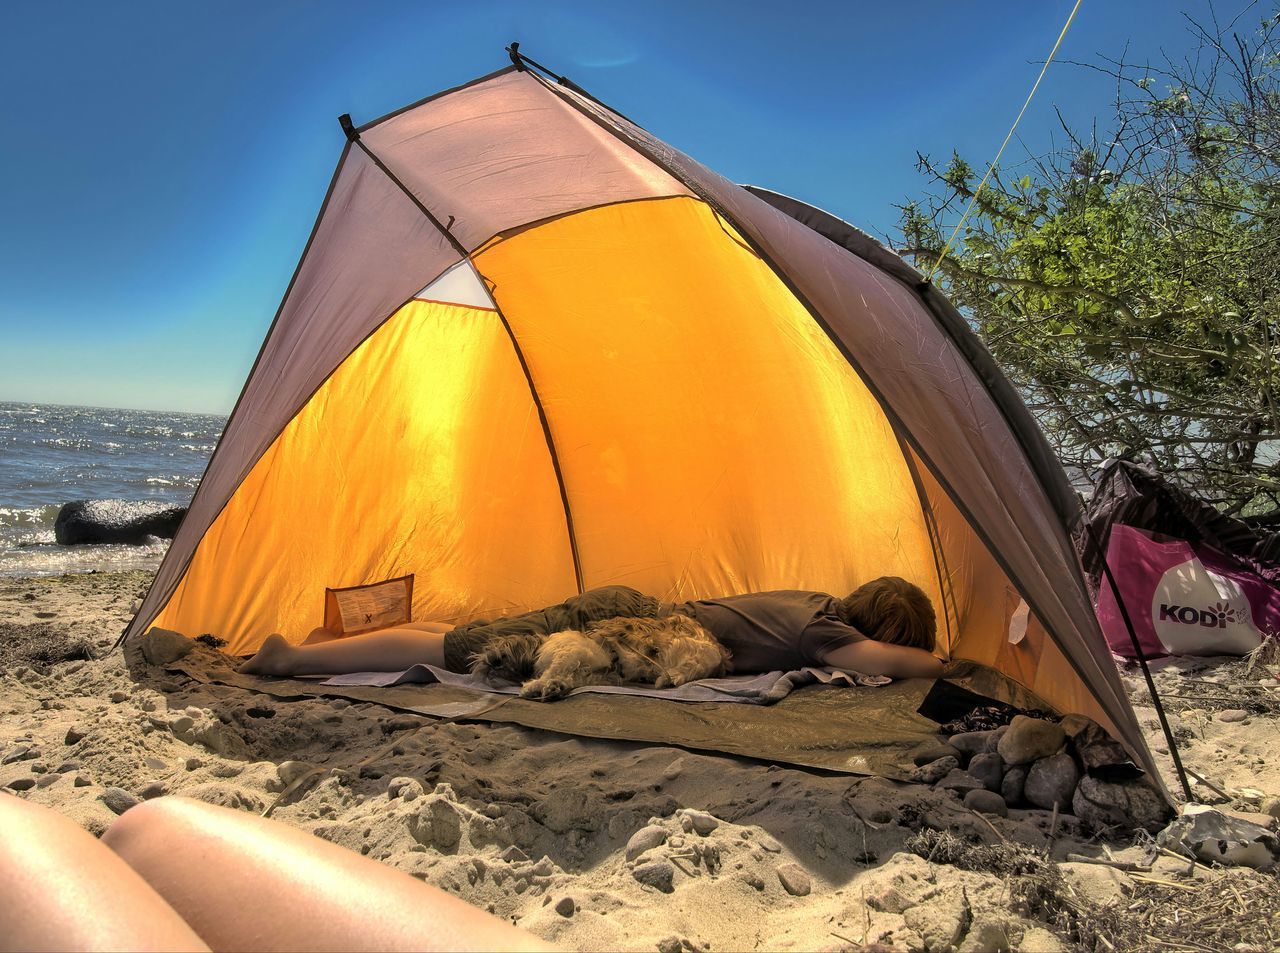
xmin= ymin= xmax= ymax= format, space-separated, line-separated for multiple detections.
xmin=0 ymin=0 xmax=1239 ymax=414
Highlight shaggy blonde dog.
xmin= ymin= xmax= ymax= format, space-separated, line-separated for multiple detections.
xmin=470 ymin=613 xmax=732 ymax=701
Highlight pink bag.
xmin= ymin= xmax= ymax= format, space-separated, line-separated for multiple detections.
xmin=1096 ymin=523 xmax=1278 ymax=658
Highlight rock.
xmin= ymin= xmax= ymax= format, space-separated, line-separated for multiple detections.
xmin=138 ymin=780 xmax=168 ymax=799
xmin=1062 ymin=716 xmax=1135 ymax=774
xmin=409 ymin=798 xmax=463 ymax=851
xmin=963 ymin=789 xmax=1008 ymax=817
xmin=73 ymin=774 xmax=91 ymax=787
xmin=657 ymin=936 xmax=682 ymax=953
xmin=1218 ymin=709 xmax=1249 ymax=723
xmin=138 ymin=628 xmax=195 ymax=666
xmin=63 ymin=727 xmax=85 ymax=745
xmin=1024 ymin=753 xmax=1080 ymax=811
xmin=776 ymin=862 xmax=811 ymax=897
xmin=554 ymin=896 xmax=575 ymax=917
xmin=101 ymin=787 xmax=140 ymax=815
xmin=387 ymin=777 xmax=424 ymax=801
xmin=958 ymin=917 xmax=1020 ymax=953
xmin=738 ymin=871 xmax=765 ymax=891
xmin=632 ymin=860 xmax=675 ymax=893
xmin=1261 ymin=797 xmax=1280 ymax=820
xmin=1058 ymin=861 xmax=1131 ymax=906
xmin=949 ymin=731 xmax=997 ymax=758
xmin=276 ymin=761 xmax=312 ymax=786
xmin=109 ymin=691 xmax=130 ymax=703
xmin=1019 ymin=927 xmax=1067 ymax=952
xmin=54 ymin=499 xmax=186 ymax=545
xmin=1001 ymin=765 xmax=1029 ymax=805
xmin=937 ymin=769 xmax=985 ymax=794
xmin=29 ymin=761 xmax=48 ymax=774
xmin=5 ymin=778 xmax=35 ymax=791
xmin=1073 ymin=776 xmax=1171 ymax=833
xmin=626 ymin=825 xmax=668 ymax=861
xmin=681 ymin=809 xmax=718 ymax=836
xmin=168 ymin=716 xmax=196 ymax=738
xmin=185 ymin=757 xmax=203 ymax=771
xmin=996 ymin=715 xmax=1065 ymax=765
xmin=143 ymin=757 xmax=167 ymax=772
xmin=1 ymin=746 xmax=34 ymax=765
xmin=662 ymin=757 xmax=685 ymax=781
xmin=757 ymin=834 xmax=782 ymax=853
xmin=913 ymin=742 xmax=963 ymax=766
xmin=500 ymin=846 xmax=528 ymax=863
xmin=903 ymin=890 xmax=970 ymax=951
xmin=35 ymin=773 xmax=62 ymax=789
xmin=967 ymin=752 xmax=1005 ymax=792
xmin=911 ymin=756 xmax=958 ymax=784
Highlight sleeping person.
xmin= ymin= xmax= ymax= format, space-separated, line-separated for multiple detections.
xmin=239 ymin=576 xmax=943 ymax=683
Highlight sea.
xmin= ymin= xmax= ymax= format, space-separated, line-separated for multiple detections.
xmin=0 ymin=401 xmax=224 ymax=577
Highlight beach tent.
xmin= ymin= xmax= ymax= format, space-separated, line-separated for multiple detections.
xmin=124 ymin=53 xmax=1161 ymax=784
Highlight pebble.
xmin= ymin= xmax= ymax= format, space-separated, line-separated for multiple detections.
xmin=185 ymin=757 xmax=203 ymax=771
xmin=138 ymin=780 xmax=168 ymax=799
xmin=776 ymin=862 xmax=812 ymax=897
xmin=681 ymin=809 xmax=718 ymax=836
xmin=662 ymin=757 xmax=685 ymax=781
xmin=963 ymin=789 xmax=1009 ymax=817
xmin=554 ymin=896 xmax=575 ymax=917
xmin=967 ymin=752 xmax=1005 ymax=792
xmin=63 ymin=727 xmax=86 ymax=745
xmin=1261 ymin=797 xmax=1280 ymax=820
xmin=911 ymin=756 xmax=959 ymax=784
xmin=632 ymin=860 xmax=675 ymax=893
xmin=277 ymin=761 xmax=312 ymax=786
xmin=387 ymin=777 xmax=424 ymax=801
xmin=29 ymin=761 xmax=48 ymax=775
xmin=626 ymin=825 xmax=668 ymax=861
xmin=949 ymin=731 xmax=997 ymax=757
xmin=937 ymin=769 xmax=986 ymax=794
xmin=73 ymin=775 xmax=91 ymax=787
xmin=101 ymin=787 xmax=141 ymax=815
xmin=1 ymin=746 xmax=33 ymax=765
xmin=739 ymin=871 xmax=765 ymax=891
xmin=912 ymin=742 xmax=963 ymax=766
xmin=35 ymin=773 xmax=62 ymax=789
xmin=6 ymin=778 xmax=35 ymax=791
xmin=109 ymin=690 xmax=130 ymax=703
xmin=997 ymin=716 xmax=1065 ymax=765
xmin=1001 ymin=765 xmax=1029 ymax=805
xmin=657 ymin=937 xmax=682 ymax=953
xmin=757 ymin=834 xmax=783 ymax=853
xmin=143 ymin=757 xmax=167 ymax=772
xmin=139 ymin=628 xmax=196 ymax=665
xmin=169 ymin=716 xmax=196 ymax=736
xmin=1218 ymin=709 xmax=1249 ymax=723
xmin=1024 ymin=753 xmax=1080 ymax=811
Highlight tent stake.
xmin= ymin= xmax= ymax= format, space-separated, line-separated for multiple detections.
xmin=1078 ymin=507 xmax=1194 ymax=802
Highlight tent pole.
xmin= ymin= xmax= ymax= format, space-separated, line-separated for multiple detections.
xmin=1077 ymin=507 xmax=1194 ymax=802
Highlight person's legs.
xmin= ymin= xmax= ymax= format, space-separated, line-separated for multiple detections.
xmin=0 ymin=793 xmax=209 ymax=952
xmin=238 ymin=622 xmax=450 ymax=676
xmin=103 ymin=797 xmax=550 ymax=952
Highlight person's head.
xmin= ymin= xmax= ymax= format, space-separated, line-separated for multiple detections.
xmin=838 ymin=576 xmax=937 ymax=652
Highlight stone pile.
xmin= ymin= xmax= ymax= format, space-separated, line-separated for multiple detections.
xmin=911 ymin=713 xmax=1169 ymax=831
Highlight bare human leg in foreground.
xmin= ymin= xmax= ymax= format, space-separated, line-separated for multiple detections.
xmin=238 ymin=622 xmax=451 ymax=676
xmin=0 ymin=793 xmax=551 ymax=952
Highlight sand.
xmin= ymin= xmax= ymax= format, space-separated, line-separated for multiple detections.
xmin=2 ymin=571 xmax=1278 ymax=952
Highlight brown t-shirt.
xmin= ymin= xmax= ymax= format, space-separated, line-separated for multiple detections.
xmin=674 ymin=590 xmax=865 ymax=673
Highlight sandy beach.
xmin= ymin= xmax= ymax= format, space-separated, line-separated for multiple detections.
xmin=2 ymin=570 xmax=1277 ymax=952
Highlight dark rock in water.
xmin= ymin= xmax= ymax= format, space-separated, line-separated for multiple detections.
xmin=54 ymin=500 xmax=186 ymax=545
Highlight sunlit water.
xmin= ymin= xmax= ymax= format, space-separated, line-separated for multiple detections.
xmin=0 ymin=402 xmax=224 ymax=577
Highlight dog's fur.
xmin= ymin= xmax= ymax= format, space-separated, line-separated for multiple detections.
xmin=470 ymin=613 xmax=732 ymax=701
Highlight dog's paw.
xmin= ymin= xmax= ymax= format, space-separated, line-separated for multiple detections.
xmin=519 ymin=677 xmax=572 ymax=701
xmin=654 ymin=674 xmax=674 ymax=689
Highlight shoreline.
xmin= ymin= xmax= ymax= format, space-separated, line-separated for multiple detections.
xmin=2 ymin=571 xmax=1277 ymax=952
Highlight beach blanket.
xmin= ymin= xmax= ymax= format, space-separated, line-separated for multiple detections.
xmin=166 ymin=648 xmax=939 ymax=777
xmin=320 ymin=665 xmax=890 ymax=703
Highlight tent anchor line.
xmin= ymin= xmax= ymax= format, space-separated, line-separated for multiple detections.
xmin=335 ymin=113 xmax=585 ymax=595
xmin=1077 ymin=506 xmax=1194 ymax=802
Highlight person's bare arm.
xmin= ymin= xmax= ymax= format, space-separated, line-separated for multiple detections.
xmin=818 ymin=639 xmax=943 ymax=679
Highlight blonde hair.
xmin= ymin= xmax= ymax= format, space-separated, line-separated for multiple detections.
xmin=839 ymin=576 xmax=937 ymax=651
